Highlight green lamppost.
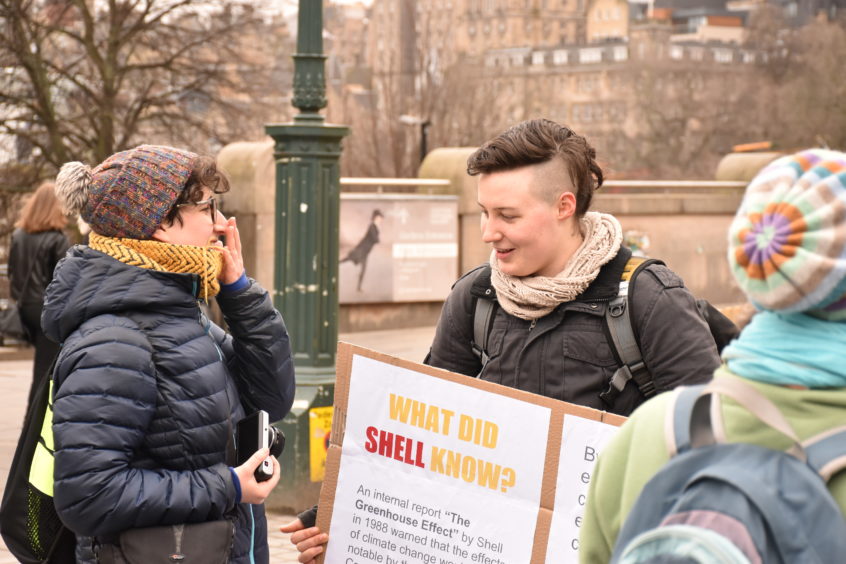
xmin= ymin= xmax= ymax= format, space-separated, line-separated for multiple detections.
xmin=265 ymin=0 xmax=349 ymax=511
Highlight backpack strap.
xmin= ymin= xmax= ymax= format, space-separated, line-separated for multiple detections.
xmin=469 ymin=264 xmax=497 ymax=377
xmin=804 ymin=426 xmax=846 ymax=482
xmin=472 ymin=298 xmax=496 ymax=371
xmin=26 ymin=357 xmax=59 ymax=497
xmin=600 ymin=256 xmax=664 ymax=404
xmin=666 ymin=384 xmax=710 ymax=457
xmin=668 ymin=378 xmax=809 ymax=461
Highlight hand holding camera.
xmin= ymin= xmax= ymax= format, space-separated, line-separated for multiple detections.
xmin=235 ymin=410 xmax=285 ymax=504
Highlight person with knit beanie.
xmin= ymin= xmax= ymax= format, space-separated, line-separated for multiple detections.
xmin=43 ymin=145 xmax=296 ymax=564
xmin=578 ymin=148 xmax=846 ymax=563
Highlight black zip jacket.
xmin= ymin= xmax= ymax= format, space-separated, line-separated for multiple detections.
xmin=9 ymin=228 xmax=69 ymax=305
xmin=426 ymin=247 xmax=719 ymax=416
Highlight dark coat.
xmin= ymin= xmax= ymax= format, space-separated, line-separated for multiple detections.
xmin=426 ymin=247 xmax=719 ymax=416
xmin=9 ymin=228 xmax=70 ymax=305
xmin=42 ymin=246 xmax=295 ymax=563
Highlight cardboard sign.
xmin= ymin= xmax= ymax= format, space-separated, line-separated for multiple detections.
xmin=318 ymin=343 xmax=625 ymax=563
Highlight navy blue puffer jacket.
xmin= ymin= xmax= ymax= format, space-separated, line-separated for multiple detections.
xmin=42 ymin=246 xmax=295 ymax=563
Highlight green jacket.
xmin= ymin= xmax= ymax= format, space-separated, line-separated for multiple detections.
xmin=578 ymin=367 xmax=846 ymax=563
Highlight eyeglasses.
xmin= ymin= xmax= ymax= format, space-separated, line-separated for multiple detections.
xmin=177 ymin=197 xmax=216 ymax=221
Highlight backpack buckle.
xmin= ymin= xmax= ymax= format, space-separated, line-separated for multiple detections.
xmin=609 ymin=300 xmax=626 ymax=318
xmin=610 ymin=365 xmax=633 ymax=392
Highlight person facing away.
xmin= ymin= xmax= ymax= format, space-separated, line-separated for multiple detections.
xmin=8 ymin=181 xmax=71 ymax=412
xmin=340 ymin=208 xmax=384 ymax=292
xmin=579 ymin=148 xmax=846 ymax=562
xmin=45 ymin=145 xmax=296 ymax=563
xmin=282 ymin=118 xmax=721 ymax=562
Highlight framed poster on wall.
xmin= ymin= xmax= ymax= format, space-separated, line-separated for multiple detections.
xmin=339 ymin=194 xmax=459 ymax=303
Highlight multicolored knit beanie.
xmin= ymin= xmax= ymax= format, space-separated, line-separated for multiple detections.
xmin=728 ymin=149 xmax=846 ymax=320
xmin=55 ymin=145 xmax=197 ymax=239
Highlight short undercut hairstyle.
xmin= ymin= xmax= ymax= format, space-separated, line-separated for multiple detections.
xmin=466 ymin=119 xmax=604 ymax=216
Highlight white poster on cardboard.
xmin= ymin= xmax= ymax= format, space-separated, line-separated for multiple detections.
xmin=324 ymin=354 xmax=552 ymax=564
xmin=545 ymin=415 xmax=621 ymax=563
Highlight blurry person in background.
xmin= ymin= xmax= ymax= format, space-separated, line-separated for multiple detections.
xmin=9 ymin=181 xmax=70 ymax=412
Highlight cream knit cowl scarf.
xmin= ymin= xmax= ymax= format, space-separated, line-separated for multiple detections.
xmin=491 ymin=211 xmax=623 ymax=320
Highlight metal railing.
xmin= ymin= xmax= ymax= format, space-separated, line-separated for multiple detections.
xmin=340 ymin=177 xmax=747 ymax=196
xmin=340 ymin=177 xmax=451 ymax=194
xmin=603 ymin=180 xmax=747 ymax=189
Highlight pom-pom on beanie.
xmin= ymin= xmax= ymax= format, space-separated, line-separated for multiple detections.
xmin=55 ymin=145 xmax=197 ymax=239
xmin=728 ymin=148 xmax=846 ymax=320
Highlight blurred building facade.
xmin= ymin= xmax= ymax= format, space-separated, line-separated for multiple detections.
xmin=323 ymin=0 xmax=840 ymax=177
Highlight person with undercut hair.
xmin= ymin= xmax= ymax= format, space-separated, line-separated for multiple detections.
xmin=424 ymin=118 xmax=719 ymax=413
xmin=282 ymin=119 xmax=720 ymax=563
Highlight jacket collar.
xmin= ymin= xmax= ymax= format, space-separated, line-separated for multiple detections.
xmin=577 ymin=245 xmax=631 ymax=302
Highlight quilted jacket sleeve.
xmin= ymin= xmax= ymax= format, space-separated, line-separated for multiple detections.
xmin=214 ymin=279 xmax=295 ymax=421
xmin=52 ymin=319 xmax=236 ymax=537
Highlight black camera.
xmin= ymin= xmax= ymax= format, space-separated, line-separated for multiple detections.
xmin=236 ymin=410 xmax=285 ymax=482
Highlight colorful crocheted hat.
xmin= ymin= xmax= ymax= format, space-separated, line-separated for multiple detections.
xmin=55 ymin=145 xmax=197 ymax=239
xmin=728 ymin=149 xmax=846 ymax=320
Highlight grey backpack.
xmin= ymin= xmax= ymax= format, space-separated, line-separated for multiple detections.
xmin=611 ymin=378 xmax=846 ymax=563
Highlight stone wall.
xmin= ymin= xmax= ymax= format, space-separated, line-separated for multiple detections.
xmin=217 ymin=143 xmax=757 ymax=332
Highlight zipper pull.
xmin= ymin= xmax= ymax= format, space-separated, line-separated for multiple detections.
xmin=529 ymin=319 xmax=537 ymax=332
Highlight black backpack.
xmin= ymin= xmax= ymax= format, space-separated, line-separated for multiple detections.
xmin=611 ymin=378 xmax=846 ymax=563
xmin=470 ymin=256 xmax=739 ymax=405
xmin=0 ymin=358 xmax=75 ymax=563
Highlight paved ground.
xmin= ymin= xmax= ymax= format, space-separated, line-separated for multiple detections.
xmin=0 ymin=325 xmax=435 ymax=563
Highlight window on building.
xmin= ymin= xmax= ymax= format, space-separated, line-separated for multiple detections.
xmin=689 ymin=47 xmax=703 ymax=61
xmin=553 ymin=49 xmax=568 ymax=64
xmin=670 ymin=45 xmax=684 ymax=60
xmin=787 ymin=2 xmax=798 ymax=18
xmin=579 ymin=48 xmax=603 ymax=63
xmin=742 ymin=50 xmax=755 ymax=63
xmin=582 ymin=76 xmax=600 ymax=92
xmin=532 ymin=51 xmax=545 ymax=65
xmin=613 ymin=46 xmax=628 ymax=61
xmin=713 ymin=48 xmax=733 ymax=63
xmin=688 ymin=16 xmax=705 ymax=32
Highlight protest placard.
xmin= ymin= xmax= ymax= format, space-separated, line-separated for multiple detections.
xmin=545 ymin=415 xmax=621 ymax=563
xmin=317 ymin=343 xmax=624 ymax=563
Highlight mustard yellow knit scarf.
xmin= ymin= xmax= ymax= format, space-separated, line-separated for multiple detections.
xmin=89 ymin=233 xmax=224 ymax=299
